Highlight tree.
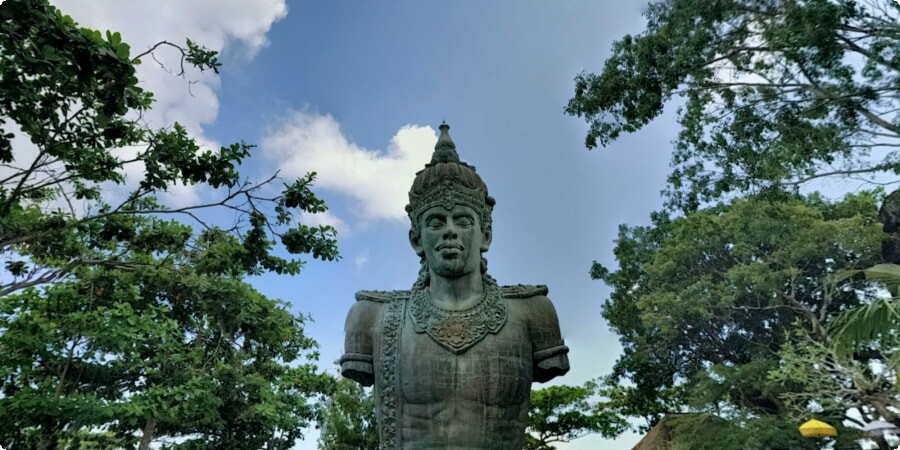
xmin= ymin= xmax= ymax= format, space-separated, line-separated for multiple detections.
xmin=0 ymin=0 xmax=337 ymax=297
xmin=524 ymin=380 xmax=627 ymax=450
xmin=0 ymin=232 xmax=333 ymax=449
xmin=771 ymin=326 xmax=898 ymax=450
xmin=807 ymin=262 xmax=900 ymax=449
xmin=316 ymin=378 xmax=379 ymax=450
xmin=566 ymin=0 xmax=900 ymax=211
xmin=828 ymin=263 xmax=900 ymax=356
xmin=630 ymin=413 xmax=790 ymax=450
xmin=592 ymin=191 xmax=894 ymax=448
xmin=0 ymin=0 xmax=340 ymax=448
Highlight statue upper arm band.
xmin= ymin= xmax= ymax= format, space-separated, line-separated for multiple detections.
xmin=528 ymin=296 xmax=570 ymax=382
xmin=340 ymin=299 xmax=380 ymax=386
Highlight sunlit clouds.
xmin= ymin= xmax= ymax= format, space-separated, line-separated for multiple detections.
xmin=49 ymin=0 xmax=288 ymax=208
xmin=261 ymin=112 xmax=434 ymax=222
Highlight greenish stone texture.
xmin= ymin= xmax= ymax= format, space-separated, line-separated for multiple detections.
xmin=341 ymin=124 xmax=569 ymax=449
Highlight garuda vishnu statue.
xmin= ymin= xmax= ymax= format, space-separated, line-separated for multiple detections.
xmin=340 ymin=123 xmax=569 ymax=449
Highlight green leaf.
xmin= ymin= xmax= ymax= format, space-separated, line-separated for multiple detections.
xmin=860 ymin=263 xmax=900 ymax=285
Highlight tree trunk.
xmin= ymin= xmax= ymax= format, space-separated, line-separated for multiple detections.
xmin=138 ymin=417 xmax=157 ymax=450
xmin=37 ymin=418 xmax=57 ymax=450
xmin=871 ymin=433 xmax=892 ymax=450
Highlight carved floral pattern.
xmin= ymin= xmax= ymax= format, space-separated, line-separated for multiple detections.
xmin=408 ymin=283 xmax=507 ymax=354
xmin=378 ymin=297 xmax=404 ymax=448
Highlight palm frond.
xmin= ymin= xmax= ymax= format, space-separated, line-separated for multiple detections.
xmin=829 ymin=296 xmax=900 ymax=355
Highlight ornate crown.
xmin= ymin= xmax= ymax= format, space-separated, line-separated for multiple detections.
xmin=405 ymin=123 xmax=496 ymax=231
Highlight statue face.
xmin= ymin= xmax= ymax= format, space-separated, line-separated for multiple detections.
xmin=411 ymin=204 xmax=492 ymax=279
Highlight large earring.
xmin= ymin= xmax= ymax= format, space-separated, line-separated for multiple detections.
xmin=412 ymin=258 xmax=430 ymax=290
xmin=410 ymin=228 xmax=425 ymax=257
xmin=481 ymin=257 xmax=497 ymax=286
xmin=481 ymin=224 xmax=492 ymax=251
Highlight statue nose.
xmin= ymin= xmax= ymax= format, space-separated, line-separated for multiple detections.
xmin=443 ymin=222 xmax=459 ymax=238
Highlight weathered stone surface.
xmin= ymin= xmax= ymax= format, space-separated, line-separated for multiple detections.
xmin=880 ymin=189 xmax=900 ymax=264
xmin=341 ymin=123 xmax=569 ymax=449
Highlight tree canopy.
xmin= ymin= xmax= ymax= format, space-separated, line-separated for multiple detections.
xmin=0 ymin=1 xmax=339 ymax=448
xmin=524 ymin=380 xmax=627 ymax=450
xmin=568 ymin=1 xmax=900 ymax=446
xmin=316 ymin=378 xmax=379 ymax=450
xmin=0 ymin=231 xmax=333 ymax=449
xmin=592 ymin=191 xmax=895 ymax=448
xmin=566 ymin=0 xmax=900 ymax=211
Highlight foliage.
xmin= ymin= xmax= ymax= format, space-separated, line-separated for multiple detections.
xmin=568 ymin=0 xmax=900 ymax=442
xmin=630 ymin=413 xmax=808 ymax=450
xmin=566 ymin=0 xmax=900 ymax=211
xmin=316 ymin=378 xmax=379 ymax=450
xmin=592 ymin=191 xmax=897 ymax=446
xmin=523 ymin=380 xmax=627 ymax=450
xmin=771 ymin=326 xmax=898 ymax=437
xmin=813 ymin=263 xmax=900 ymax=431
xmin=829 ymin=263 xmax=900 ymax=356
xmin=0 ymin=232 xmax=334 ymax=449
xmin=0 ymin=0 xmax=338 ymax=297
xmin=0 ymin=0 xmax=341 ymax=448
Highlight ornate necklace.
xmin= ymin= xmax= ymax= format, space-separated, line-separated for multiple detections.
xmin=408 ymin=282 xmax=507 ymax=354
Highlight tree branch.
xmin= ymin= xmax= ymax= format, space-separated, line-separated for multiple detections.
xmin=133 ymin=41 xmax=188 ymax=77
xmin=780 ymin=164 xmax=899 ymax=187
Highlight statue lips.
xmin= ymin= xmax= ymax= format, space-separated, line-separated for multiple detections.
xmin=436 ymin=242 xmax=463 ymax=258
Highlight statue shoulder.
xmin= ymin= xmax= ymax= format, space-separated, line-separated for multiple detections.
xmin=500 ymin=284 xmax=549 ymax=299
xmin=345 ymin=290 xmax=410 ymax=333
xmin=354 ymin=289 xmax=411 ymax=303
xmin=501 ymin=285 xmax=560 ymax=325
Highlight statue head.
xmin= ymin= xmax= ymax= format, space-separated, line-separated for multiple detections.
xmin=406 ymin=123 xmax=496 ymax=287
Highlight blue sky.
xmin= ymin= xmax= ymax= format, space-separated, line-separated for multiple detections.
xmin=50 ymin=1 xmax=683 ymax=448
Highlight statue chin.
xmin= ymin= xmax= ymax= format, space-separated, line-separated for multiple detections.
xmin=427 ymin=256 xmax=478 ymax=279
xmin=429 ymin=264 xmax=472 ymax=279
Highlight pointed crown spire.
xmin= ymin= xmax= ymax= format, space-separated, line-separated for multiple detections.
xmin=406 ymin=122 xmax=496 ymax=231
xmin=432 ymin=121 xmax=460 ymax=164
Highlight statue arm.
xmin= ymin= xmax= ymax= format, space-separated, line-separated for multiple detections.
xmin=340 ymin=300 xmax=379 ymax=387
xmin=529 ymin=295 xmax=570 ymax=383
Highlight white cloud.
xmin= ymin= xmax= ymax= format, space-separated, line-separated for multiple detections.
xmin=261 ymin=112 xmax=435 ymax=222
xmin=299 ymin=210 xmax=350 ymax=237
xmin=40 ymin=0 xmax=288 ymax=209
xmin=50 ymin=0 xmax=287 ymax=136
xmin=354 ymin=254 xmax=369 ymax=270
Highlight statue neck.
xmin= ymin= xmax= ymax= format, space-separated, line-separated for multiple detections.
xmin=428 ymin=271 xmax=484 ymax=311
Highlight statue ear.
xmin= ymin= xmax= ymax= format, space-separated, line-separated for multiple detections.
xmin=481 ymin=225 xmax=492 ymax=252
xmin=409 ymin=229 xmax=425 ymax=257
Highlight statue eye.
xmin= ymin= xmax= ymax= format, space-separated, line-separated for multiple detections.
xmin=456 ymin=217 xmax=473 ymax=227
xmin=427 ymin=218 xmax=444 ymax=229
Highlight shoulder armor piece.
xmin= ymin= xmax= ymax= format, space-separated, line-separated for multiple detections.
xmin=500 ymin=284 xmax=549 ymax=298
xmin=355 ymin=290 xmax=411 ymax=303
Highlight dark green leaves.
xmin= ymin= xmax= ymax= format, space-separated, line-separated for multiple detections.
xmin=572 ymin=0 xmax=900 ymax=439
xmin=4 ymin=260 xmax=27 ymax=277
xmin=0 ymin=0 xmax=339 ymax=295
xmin=316 ymin=378 xmax=379 ymax=450
xmin=0 ymin=1 xmax=340 ymax=448
xmin=525 ymin=381 xmax=628 ymax=449
xmin=184 ymin=38 xmax=222 ymax=74
xmin=567 ymin=0 xmax=900 ymax=211
xmin=595 ymin=192 xmax=885 ymax=444
xmin=0 ymin=257 xmax=331 ymax=449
